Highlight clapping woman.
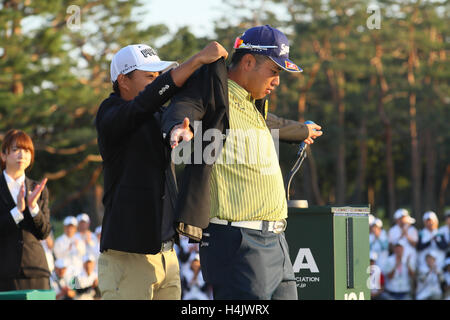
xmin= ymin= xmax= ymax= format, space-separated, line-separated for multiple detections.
xmin=0 ymin=129 xmax=51 ymax=291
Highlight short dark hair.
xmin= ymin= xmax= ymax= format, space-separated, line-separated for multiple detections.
xmin=228 ymin=51 xmax=270 ymax=71
xmin=1 ymin=129 xmax=35 ymax=171
xmin=112 ymin=70 xmax=136 ymax=97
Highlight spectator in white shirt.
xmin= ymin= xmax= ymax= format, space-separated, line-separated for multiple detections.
xmin=54 ymin=216 xmax=86 ymax=278
xmin=74 ymin=254 xmax=99 ymax=300
xmin=417 ymin=211 xmax=447 ymax=270
xmin=41 ymin=231 xmax=55 ymax=274
xmin=383 ymin=240 xmax=416 ymax=300
xmin=75 ymin=213 xmax=99 ymax=257
xmin=416 ymin=251 xmax=444 ymax=300
xmin=388 ymin=208 xmax=418 ymax=263
xmin=368 ymin=252 xmax=388 ymax=300
xmin=370 ymin=218 xmax=389 ymax=268
xmin=50 ymin=258 xmax=76 ymax=300
xmin=181 ymin=254 xmax=211 ymax=300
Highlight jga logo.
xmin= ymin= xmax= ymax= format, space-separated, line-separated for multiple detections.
xmin=293 ymin=248 xmax=319 ymax=273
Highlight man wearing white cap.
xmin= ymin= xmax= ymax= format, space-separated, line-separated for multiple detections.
xmin=50 ymin=258 xmax=76 ymax=300
xmin=415 ymin=251 xmax=444 ymax=300
xmin=388 ymin=208 xmax=418 ymax=263
xmin=96 ymin=41 xmax=228 ymax=300
xmin=75 ymin=213 xmax=98 ymax=257
xmin=383 ymin=239 xmax=416 ymax=300
xmin=54 ymin=216 xmax=86 ymax=279
xmin=417 ymin=211 xmax=447 ymax=270
xmin=73 ymin=254 xmax=99 ymax=300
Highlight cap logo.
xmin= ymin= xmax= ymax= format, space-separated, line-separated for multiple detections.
xmin=285 ymin=61 xmax=299 ymax=71
xmin=141 ymin=47 xmax=157 ymax=58
xmin=120 ymin=64 xmax=137 ymax=74
xmin=279 ymin=43 xmax=290 ymax=56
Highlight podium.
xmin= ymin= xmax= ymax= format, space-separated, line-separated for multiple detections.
xmin=285 ymin=204 xmax=370 ymax=300
xmin=0 ymin=289 xmax=55 ymax=300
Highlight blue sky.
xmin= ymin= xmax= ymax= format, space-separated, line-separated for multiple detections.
xmin=137 ymin=0 xmax=227 ymax=41
xmin=136 ymin=0 xmax=290 ymax=46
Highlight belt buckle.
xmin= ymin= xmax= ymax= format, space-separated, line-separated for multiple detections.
xmin=273 ymin=219 xmax=286 ymax=234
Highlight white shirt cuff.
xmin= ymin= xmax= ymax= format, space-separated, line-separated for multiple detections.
xmin=10 ymin=207 xmax=24 ymax=224
xmin=30 ymin=204 xmax=40 ymax=217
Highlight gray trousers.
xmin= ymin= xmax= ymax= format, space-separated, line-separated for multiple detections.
xmin=199 ymin=222 xmax=297 ymax=300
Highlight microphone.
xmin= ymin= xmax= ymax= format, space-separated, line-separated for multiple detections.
xmin=297 ymin=120 xmax=316 ymax=157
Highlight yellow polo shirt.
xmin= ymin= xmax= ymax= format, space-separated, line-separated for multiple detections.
xmin=209 ymin=79 xmax=287 ymax=222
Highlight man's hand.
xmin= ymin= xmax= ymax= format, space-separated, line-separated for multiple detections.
xmin=171 ymin=41 xmax=228 ymax=88
xmin=303 ymin=123 xmax=323 ymax=145
xmin=170 ymin=117 xmax=193 ymax=149
xmin=194 ymin=41 xmax=228 ymax=65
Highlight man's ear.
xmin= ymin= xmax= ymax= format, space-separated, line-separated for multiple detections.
xmin=117 ymin=73 xmax=129 ymax=93
xmin=241 ymin=53 xmax=256 ymax=71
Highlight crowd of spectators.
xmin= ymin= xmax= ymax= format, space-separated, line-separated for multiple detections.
xmin=369 ymin=209 xmax=450 ymax=300
xmin=41 ymin=213 xmax=101 ymax=300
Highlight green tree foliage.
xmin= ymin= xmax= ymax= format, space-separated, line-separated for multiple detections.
xmin=214 ymin=0 xmax=449 ymax=224
xmin=0 ymin=0 xmax=448 ymax=227
xmin=0 ymin=0 xmax=168 ymax=225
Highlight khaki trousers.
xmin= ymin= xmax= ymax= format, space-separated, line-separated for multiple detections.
xmin=98 ymin=248 xmax=181 ymax=300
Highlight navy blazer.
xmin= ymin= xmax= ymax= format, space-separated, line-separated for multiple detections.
xmin=0 ymin=173 xmax=51 ymax=279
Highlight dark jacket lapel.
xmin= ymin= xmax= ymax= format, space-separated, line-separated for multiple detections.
xmin=0 ymin=172 xmax=16 ymax=210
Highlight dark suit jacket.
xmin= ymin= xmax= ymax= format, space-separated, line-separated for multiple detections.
xmin=162 ymin=58 xmax=309 ymax=241
xmin=96 ymin=71 xmax=180 ymax=255
xmin=0 ymin=174 xmax=51 ymax=280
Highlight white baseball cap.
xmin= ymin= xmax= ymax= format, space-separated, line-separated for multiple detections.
xmin=423 ymin=211 xmax=438 ymax=223
xmin=368 ymin=214 xmax=375 ymax=226
xmin=110 ymin=44 xmax=179 ymax=82
xmin=77 ymin=213 xmax=90 ymax=224
xmin=82 ymin=254 xmax=96 ymax=264
xmin=54 ymin=258 xmax=68 ymax=269
xmin=373 ymin=218 xmax=383 ymax=228
xmin=63 ymin=216 xmax=78 ymax=226
xmin=393 ymin=208 xmax=416 ymax=224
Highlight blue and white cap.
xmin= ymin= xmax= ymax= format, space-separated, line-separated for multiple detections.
xmin=233 ymin=25 xmax=302 ymax=72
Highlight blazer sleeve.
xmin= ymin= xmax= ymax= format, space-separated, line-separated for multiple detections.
xmin=29 ymin=186 xmax=51 ymax=240
xmin=19 ymin=184 xmax=51 ymax=241
xmin=161 ymin=67 xmax=208 ymax=135
xmin=96 ymin=71 xmax=179 ymax=143
xmin=265 ymin=112 xmax=310 ymax=143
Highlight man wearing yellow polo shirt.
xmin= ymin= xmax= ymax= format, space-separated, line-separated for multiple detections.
xmin=164 ymin=25 xmax=323 ymax=299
